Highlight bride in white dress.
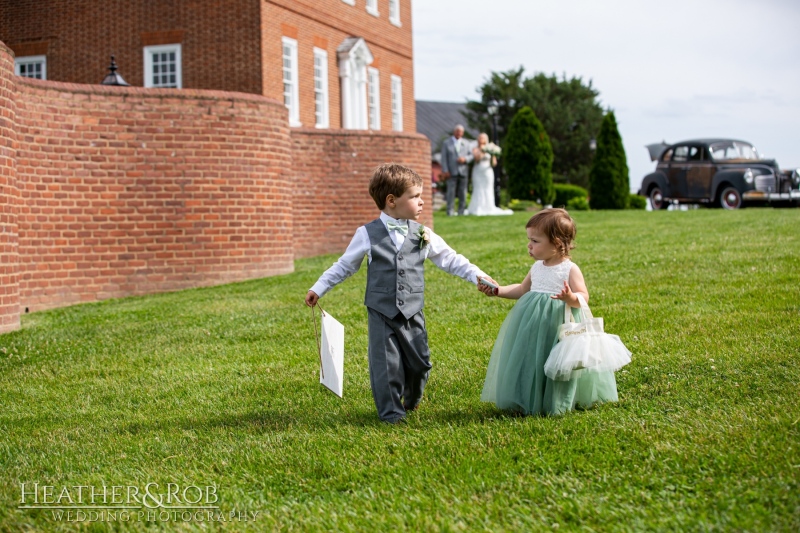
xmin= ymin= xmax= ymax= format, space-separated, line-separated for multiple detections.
xmin=468 ymin=133 xmax=513 ymax=216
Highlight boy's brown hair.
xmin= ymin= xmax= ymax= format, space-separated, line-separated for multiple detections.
xmin=526 ymin=208 xmax=576 ymax=257
xmin=369 ymin=163 xmax=423 ymax=210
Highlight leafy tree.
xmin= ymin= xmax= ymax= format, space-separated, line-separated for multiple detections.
xmin=464 ymin=67 xmax=604 ymax=189
xmin=588 ymin=112 xmax=630 ymax=209
xmin=504 ymin=107 xmax=554 ymax=205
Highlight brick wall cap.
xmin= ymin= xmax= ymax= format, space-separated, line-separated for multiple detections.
xmin=0 ymin=41 xmax=15 ymax=59
xmin=15 ymin=76 xmax=284 ymax=107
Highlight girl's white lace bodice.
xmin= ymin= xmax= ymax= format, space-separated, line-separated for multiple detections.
xmin=529 ymin=260 xmax=573 ymax=294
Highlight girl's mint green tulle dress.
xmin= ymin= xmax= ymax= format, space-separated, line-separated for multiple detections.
xmin=481 ymin=260 xmax=618 ymax=415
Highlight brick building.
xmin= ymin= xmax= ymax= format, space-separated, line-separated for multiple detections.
xmin=0 ymin=0 xmax=416 ymax=133
xmin=0 ymin=0 xmax=430 ymax=332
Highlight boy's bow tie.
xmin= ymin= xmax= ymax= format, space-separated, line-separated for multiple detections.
xmin=387 ymin=222 xmax=408 ymax=235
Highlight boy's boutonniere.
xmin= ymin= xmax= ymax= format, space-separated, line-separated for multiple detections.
xmin=416 ymin=225 xmax=430 ymax=249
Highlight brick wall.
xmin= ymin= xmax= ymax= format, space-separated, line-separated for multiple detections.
xmin=0 ymin=1 xmax=416 ymax=134
xmin=0 ymin=43 xmax=19 ymax=332
xmin=0 ymin=0 xmax=263 ymax=94
xmin=292 ymin=128 xmax=431 ymax=259
xmin=13 ymin=77 xmax=294 ymax=312
xmin=0 ymin=37 xmax=430 ymax=329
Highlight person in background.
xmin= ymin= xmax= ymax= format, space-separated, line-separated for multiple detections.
xmin=440 ymin=125 xmax=473 ymax=216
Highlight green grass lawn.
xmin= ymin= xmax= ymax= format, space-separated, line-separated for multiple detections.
xmin=1 ymin=209 xmax=799 ymax=531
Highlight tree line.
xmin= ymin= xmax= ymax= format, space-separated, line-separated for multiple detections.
xmin=464 ymin=67 xmax=633 ymax=209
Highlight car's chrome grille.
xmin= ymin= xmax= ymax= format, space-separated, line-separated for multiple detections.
xmin=755 ymin=175 xmax=776 ymax=192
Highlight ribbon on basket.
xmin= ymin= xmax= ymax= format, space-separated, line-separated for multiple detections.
xmin=544 ymin=294 xmax=632 ymax=381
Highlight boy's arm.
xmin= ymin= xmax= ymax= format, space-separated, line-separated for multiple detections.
xmin=425 ymin=230 xmax=488 ymax=284
xmin=479 ymin=272 xmax=531 ymax=300
xmin=305 ymin=227 xmax=369 ymax=306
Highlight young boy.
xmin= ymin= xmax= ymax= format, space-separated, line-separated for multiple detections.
xmin=305 ymin=163 xmax=495 ymax=423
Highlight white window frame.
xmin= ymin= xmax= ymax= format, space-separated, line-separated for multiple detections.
xmin=143 ymin=44 xmax=182 ymax=88
xmin=366 ymin=0 xmax=379 ymax=16
xmin=391 ymin=74 xmax=403 ymax=131
xmin=389 ymin=0 xmax=401 ymax=26
xmin=367 ymin=67 xmax=380 ymax=130
xmin=341 ymin=0 xmax=355 ymax=5
xmin=313 ymin=48 xmax=330 ymax=129
xmin=338 ymin=38 xmax=373 ymax=130
xmin=15 ymin=55 xmax=47 ymax=80
xmin=281 ymin=37 xmax=301 ymax=127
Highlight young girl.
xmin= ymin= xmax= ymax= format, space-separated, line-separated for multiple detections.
xmin=478 ymin=208 xmax=619 ymax=415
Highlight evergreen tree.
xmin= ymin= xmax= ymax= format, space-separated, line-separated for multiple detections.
xmin=504 ymin=107 xmax=555 ymax=205
xmin=464 ymin=68 xmax=603 ymax=189
xmin=588 ymin=112 xmax=629 ymax=209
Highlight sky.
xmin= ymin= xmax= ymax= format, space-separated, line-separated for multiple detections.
xmin=411 ymin=0 xmax=800 ymax=192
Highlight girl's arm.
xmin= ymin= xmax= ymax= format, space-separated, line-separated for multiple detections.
xmin=551 ymin=264 xmax=589 ymax=307
xmin=479 ymin=272 xmax=531 ymax=300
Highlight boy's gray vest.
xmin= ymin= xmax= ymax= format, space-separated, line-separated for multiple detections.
xmin=364 ymin=219 xmax=425 ymax=320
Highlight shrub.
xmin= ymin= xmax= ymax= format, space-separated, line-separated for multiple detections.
xmin=505 ymin=107 xmax=555 ymax=206
xmin=628 ymin=194 xmax=647 ymax=210
xmin=553 ymin=183 xmax=588 ymax=208
xmin=566 ymin=196 xmax=590 ymax=211
xmin=508 ymin=199 xmax=539 ymax=212
xmin=589 ymin=112 xmax=630 ymax=209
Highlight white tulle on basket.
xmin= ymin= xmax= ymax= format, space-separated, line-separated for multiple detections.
xmin=544 ymin=294 xmax=631 ymax=381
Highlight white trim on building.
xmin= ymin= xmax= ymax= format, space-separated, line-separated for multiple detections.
xmin=313 ymin=47 xmax=330 ymax=128
xmin=143 ymin=44 xmax=182 ymax=88
xmin=366 ymin=0 xmax=379 ymax=16
xmin=389 ymin=0 xmax=401 ymax=26
xmin=391 ymin=74 xmax=403 ymax=131
xmin=338 ymin=37 xmax=373 ymax=130
xmin=367 ymin=67 xmax=380 ymax=130
xmin=15 ymin=55 xmax=47 ymax=79
xmin=281 ymin=37 xmax=301 ymax=127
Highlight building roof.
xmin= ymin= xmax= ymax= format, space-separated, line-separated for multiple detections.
xmin=415 ymin=100 xmax=479 ymax=154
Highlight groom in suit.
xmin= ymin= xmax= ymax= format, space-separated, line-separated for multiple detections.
xmin=440 ymin=125 xmax=473 ymax=216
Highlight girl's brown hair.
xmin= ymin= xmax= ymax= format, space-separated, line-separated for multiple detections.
xmin=526 ymin=208 xmax=576 ymax=257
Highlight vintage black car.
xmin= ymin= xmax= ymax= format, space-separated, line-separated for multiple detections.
xmin=639 ymin=139 xmax=800 ymax=209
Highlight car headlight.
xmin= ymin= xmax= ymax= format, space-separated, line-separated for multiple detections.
xmin=743 ymin=168 xmax=754 ymax=184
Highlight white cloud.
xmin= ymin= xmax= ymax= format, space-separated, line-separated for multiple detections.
xmin=412 ymin=0 xmax=800 ymax=190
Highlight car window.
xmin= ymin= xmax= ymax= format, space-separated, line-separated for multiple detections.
xmin=662 ymin=149 xmax=673 ymax=162
xmin=673 ymin=146 xmax=688 ymax=162
xmin=709 ymin=142 xmax=760 ymax=161
xmin=688 ymin=146 xmax=703 ymax=161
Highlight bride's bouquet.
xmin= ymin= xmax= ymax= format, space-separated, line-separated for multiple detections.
xmin=482 ymin=142 xmax=502 ymax=157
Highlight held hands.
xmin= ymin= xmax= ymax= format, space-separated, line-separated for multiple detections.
xmin=477 ymin=276 xmax=500 ymax=297
xmin=305 ymin=290 xmax=320 ymax=307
